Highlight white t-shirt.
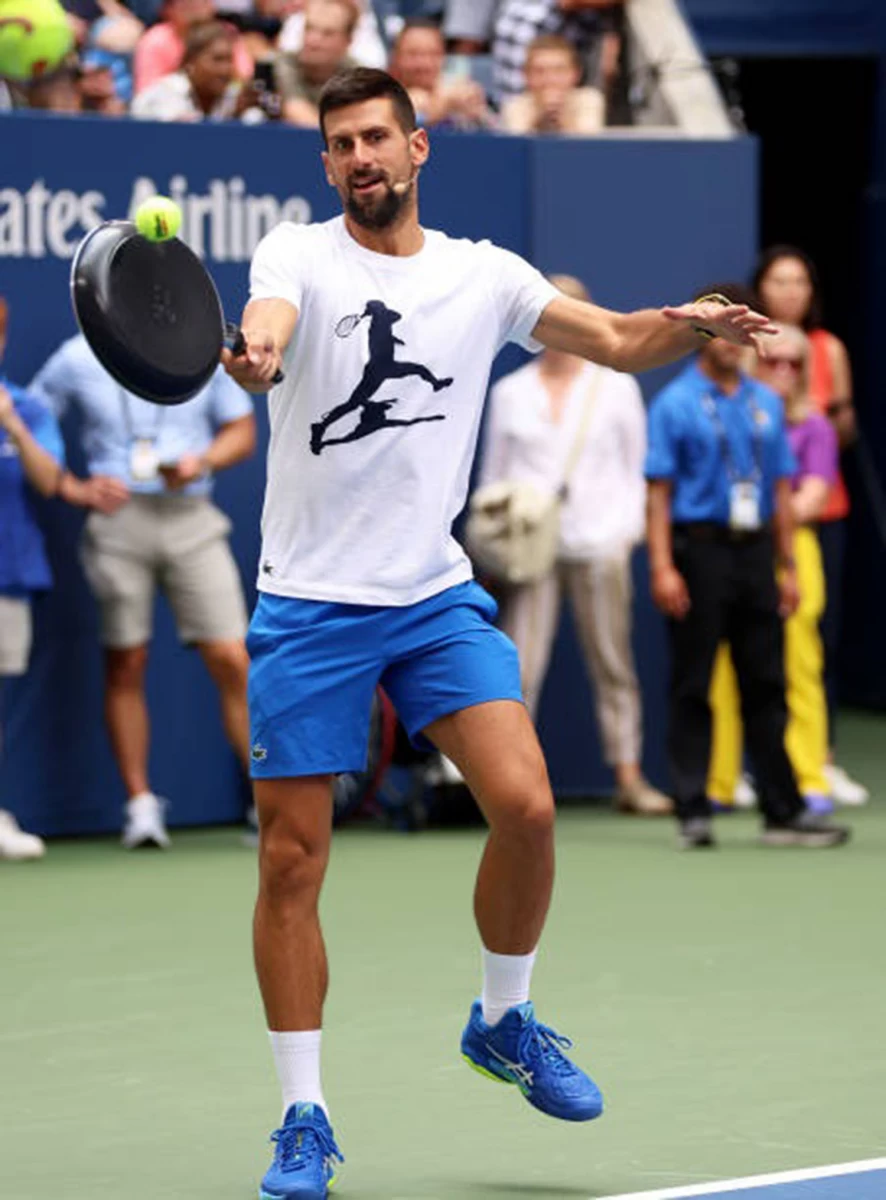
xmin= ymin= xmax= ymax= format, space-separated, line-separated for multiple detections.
xmin=479 ymin=360 xmax=647 ymax=560
xmin=250 ymin=215 xmax=558 ymax=606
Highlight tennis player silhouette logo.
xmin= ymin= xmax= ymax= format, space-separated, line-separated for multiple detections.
xmin=310 ymin=300 xmax=454 ymax=455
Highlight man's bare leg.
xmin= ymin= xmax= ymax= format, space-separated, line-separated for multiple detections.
xmin=426 ymin=699 xmax=603 ymax=1120
xmin=425 ymin=700 xmax=555 ymax=955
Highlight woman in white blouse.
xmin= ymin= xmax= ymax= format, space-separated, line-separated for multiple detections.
xmin=477 ymin=274 xmax=671 ymax=816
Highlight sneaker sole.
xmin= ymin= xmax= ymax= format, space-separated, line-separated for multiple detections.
xmin=461 ymin=1052 xmax=517 ymax=1088
xmin=760 ymin=830 xmax=850 ymax=847
xmin=259 ymin=1167 xmax=337 ymax=1200
xmin=462 ymin=1052 xmax=603 ymax=1121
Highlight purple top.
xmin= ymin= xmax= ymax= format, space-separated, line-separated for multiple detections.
xmin=787 ymin=412 xmax=838 ymax=491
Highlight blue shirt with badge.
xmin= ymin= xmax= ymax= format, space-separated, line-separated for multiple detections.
xmin=29 ymin=335 xmax=253 ymax=497
xmin=644 ymin=360 xmax=796 ymax=525
xmin=0 ymin=377 xmax=65 ymax=595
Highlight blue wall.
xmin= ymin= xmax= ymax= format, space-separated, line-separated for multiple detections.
xmin=0 ymin=114 xmax=758 ymax=834
xmin=680 ymin=0 xmax=881 ymax=57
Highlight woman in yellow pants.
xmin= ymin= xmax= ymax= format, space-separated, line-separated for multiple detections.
xmin=708 ymin=326 xmax=837 ymax=812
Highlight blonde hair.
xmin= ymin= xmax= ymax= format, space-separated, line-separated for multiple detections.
xmin=757 ymin=322 xmax=811 ymax=415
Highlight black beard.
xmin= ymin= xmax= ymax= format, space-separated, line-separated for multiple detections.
xmin=345 ymin=181 xmax=409 ymax=231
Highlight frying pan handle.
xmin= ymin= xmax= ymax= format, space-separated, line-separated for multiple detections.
xmin=224 ymin=322 xmax=285 ymax=385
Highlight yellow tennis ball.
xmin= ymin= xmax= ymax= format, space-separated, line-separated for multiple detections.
xmin=134 ymin=196 xmax=182 ymax=243
xmin=0 ymin=0 xmax=74 ymax=82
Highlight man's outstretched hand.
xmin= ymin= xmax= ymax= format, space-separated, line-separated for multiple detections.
xmin=662 ymin=300 xmax=779 ymax=349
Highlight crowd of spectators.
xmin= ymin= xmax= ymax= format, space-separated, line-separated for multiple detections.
xmin=0 ymin=0 xmax=629 ymax=134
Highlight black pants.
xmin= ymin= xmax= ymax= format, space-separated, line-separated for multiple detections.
xmin=667 ymin=527 xmax=804 ymax=827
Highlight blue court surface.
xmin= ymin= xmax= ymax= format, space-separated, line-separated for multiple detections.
xmin=600 ymin=1161 xmax=886 ymax=1200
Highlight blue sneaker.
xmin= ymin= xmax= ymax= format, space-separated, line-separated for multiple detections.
xmin=460 ymin=1000 xmax=603 ymax=1122
xmin=259 ymin=1103 xmax=343 ymax=1200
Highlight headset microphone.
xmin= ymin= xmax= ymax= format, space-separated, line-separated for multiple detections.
xmin=391 ymin=166 xmax=417 ymax=196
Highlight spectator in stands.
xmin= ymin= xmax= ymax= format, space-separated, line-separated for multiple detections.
xmin=20 ymin=59 xmax=84 ymax=111
xmin=476 ymin=275 xmax=671 ymax=816
xmin=133 ymin=0 xmax=253 ymax=95
xmin=645 ymin=283 xmax=848 ymax=849
xmin=30 ymin=334 xmax=256 ymax=850
xmin=493 ymin=0 xmax=623 ymax=103
xmin=708 ymin=325 xmax=839 ymax=816
xmin=278 ymin=0 xmax=385 ymax=68
xmin=0 ymin=298 xmax=65 ymax=861
xmin=78 ymin=62 xmax=128 ymax=112
xmin=274 ymin=0 xmax=357 ymax=126
xmin=500 ymin=32 xmax=603 ymax=134
xmin=80 ymin=0 xmax=145 ymax=105
xmin=752 ymin=245 xmax=867 ymax=807
xmin=132 ymin=20 xmax=263 ymax=119
xmin=389 ymin=18 xmax=494 ymax=129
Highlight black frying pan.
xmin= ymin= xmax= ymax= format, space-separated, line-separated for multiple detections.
xmin=70 ymin=220 xmax=281 ymax=405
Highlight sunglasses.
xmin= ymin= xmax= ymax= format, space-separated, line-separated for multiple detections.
xmin=764 ymin=355 xmax=805 ymax=370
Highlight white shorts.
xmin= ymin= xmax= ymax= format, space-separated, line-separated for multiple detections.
xmin=0 ymin=596 xmax=32 ymax=676
xmin=80 ymin=495 xmax=249 ymax=649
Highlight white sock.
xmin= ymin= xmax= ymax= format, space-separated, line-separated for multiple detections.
xmin=481 ymin=948 xmax=538 ymax=1027
xmin=268 ymin=1030 xmax=327 ymax=1118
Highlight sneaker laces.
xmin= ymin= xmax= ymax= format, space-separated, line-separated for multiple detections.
xmin=270 ymin=1121 xmax=344 ymax=1174
xmin=519 ymin=1018 xmax=578 ymax=1078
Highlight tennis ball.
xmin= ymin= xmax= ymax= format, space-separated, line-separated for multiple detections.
xmin=134 ymin=196 xmax=182 ymax=243
xmin=0 ymin=0 xmax=74 ymax=82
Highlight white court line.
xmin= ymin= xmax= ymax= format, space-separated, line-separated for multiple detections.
xmin=597 ymin=1158 xmax=886 ymax=1199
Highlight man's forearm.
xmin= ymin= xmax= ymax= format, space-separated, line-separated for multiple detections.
xmin=3 ymin=419 xmax=62 ymax=497
xmin=646 ymin=480 xmax=674 ymax=571
xmin=609 ymin=310 xmax=707 ymax=374
xmin=202 ymin=416 xmax=256 ymax=473
xmin=773 ymin=479 xmax=795 ymax=566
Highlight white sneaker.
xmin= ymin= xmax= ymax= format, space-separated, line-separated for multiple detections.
xmin=0 ymin=810 xmax=46 ymax=860
xmin=824 ymin=764 xmax=870 ymax=807
xmin=425 ymin=753 xmax=465 ymax=787
xmin=122 ymin=793 xmax=171 ymax=849
xmin=733 ymin=774 xmax=758 ymax=809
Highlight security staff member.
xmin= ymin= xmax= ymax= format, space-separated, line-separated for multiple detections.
xmin=644 ymin=284 xmax=849 ymax=849
xmin=0 ymin=297 xmax=65 ymax=859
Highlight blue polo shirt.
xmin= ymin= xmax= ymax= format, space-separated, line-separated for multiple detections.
xmin=0 ymin=378 xmax=65 ymax=595
xmin=29 ymin=334 xmax=253 ymax=497
xmin=644 ymin=361 xmax=796 ymax=525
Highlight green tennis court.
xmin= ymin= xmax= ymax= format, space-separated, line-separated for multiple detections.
xmin=2 ymin=711 xmax=884 ymax=1200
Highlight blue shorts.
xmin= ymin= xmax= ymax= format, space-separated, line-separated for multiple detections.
xmin=246 ymin=580 xmax=523 ymax=778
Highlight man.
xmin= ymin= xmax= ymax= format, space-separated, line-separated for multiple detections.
xmin=274 ymin=0 xmax=358 ymax=128
xmin=478 ymin=273 xmax=670 ymax=815
xmin=493 ymin=0 xmax=623 ymax=101
xmin=644 ymin=284 xmax=850 ymax=851
xmin=30 ymin=334 xmax=255 ymax=849
xmin=223 ymin=67 xmax=779 ymax=1200
xmin=500 ymin=32 xmax=604 ymax=135
xmin=389 ymin=18 xmax=493 ymax=130
xmin=0 ymin=298 xmax=65 ymax=860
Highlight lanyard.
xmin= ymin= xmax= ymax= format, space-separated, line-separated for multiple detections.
xmin=701 ymin=390 xmax=763 ymax=484
xmin=120 ymin=389 xmax=165 ymax=441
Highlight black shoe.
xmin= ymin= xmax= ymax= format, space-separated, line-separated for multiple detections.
xmin=760 ymin=809 xmax=850 ymax=847
xmin=678 ymin=817 xmax=716 ymax=849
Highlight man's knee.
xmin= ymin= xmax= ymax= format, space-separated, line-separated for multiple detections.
xmin=105 ymin=645 xmax=149 ymax=689
xmin=486 ymin=762 xmax=556 ymax=840
xmin=259 ymin=828 xmax=328 ymax=909
xmin=200 ymin=639 xmax=249 ymax=692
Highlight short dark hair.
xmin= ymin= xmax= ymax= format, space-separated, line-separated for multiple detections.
xmin=752 ymin=244 xmax=823 ymax=331
xmin=697 ymin=281 xmax=759 ymax=311
xmin=318 ymin=67 xmax=417 ymax=145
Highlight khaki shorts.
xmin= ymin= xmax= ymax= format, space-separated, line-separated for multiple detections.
xmin=81 ymin=495 xmax=248 ymax=649
xmin=0 ymin=596 xmax=32 ymax=676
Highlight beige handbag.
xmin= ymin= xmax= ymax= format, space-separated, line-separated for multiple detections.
xmin=465 ymin=370 xmax=601 ymax=585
